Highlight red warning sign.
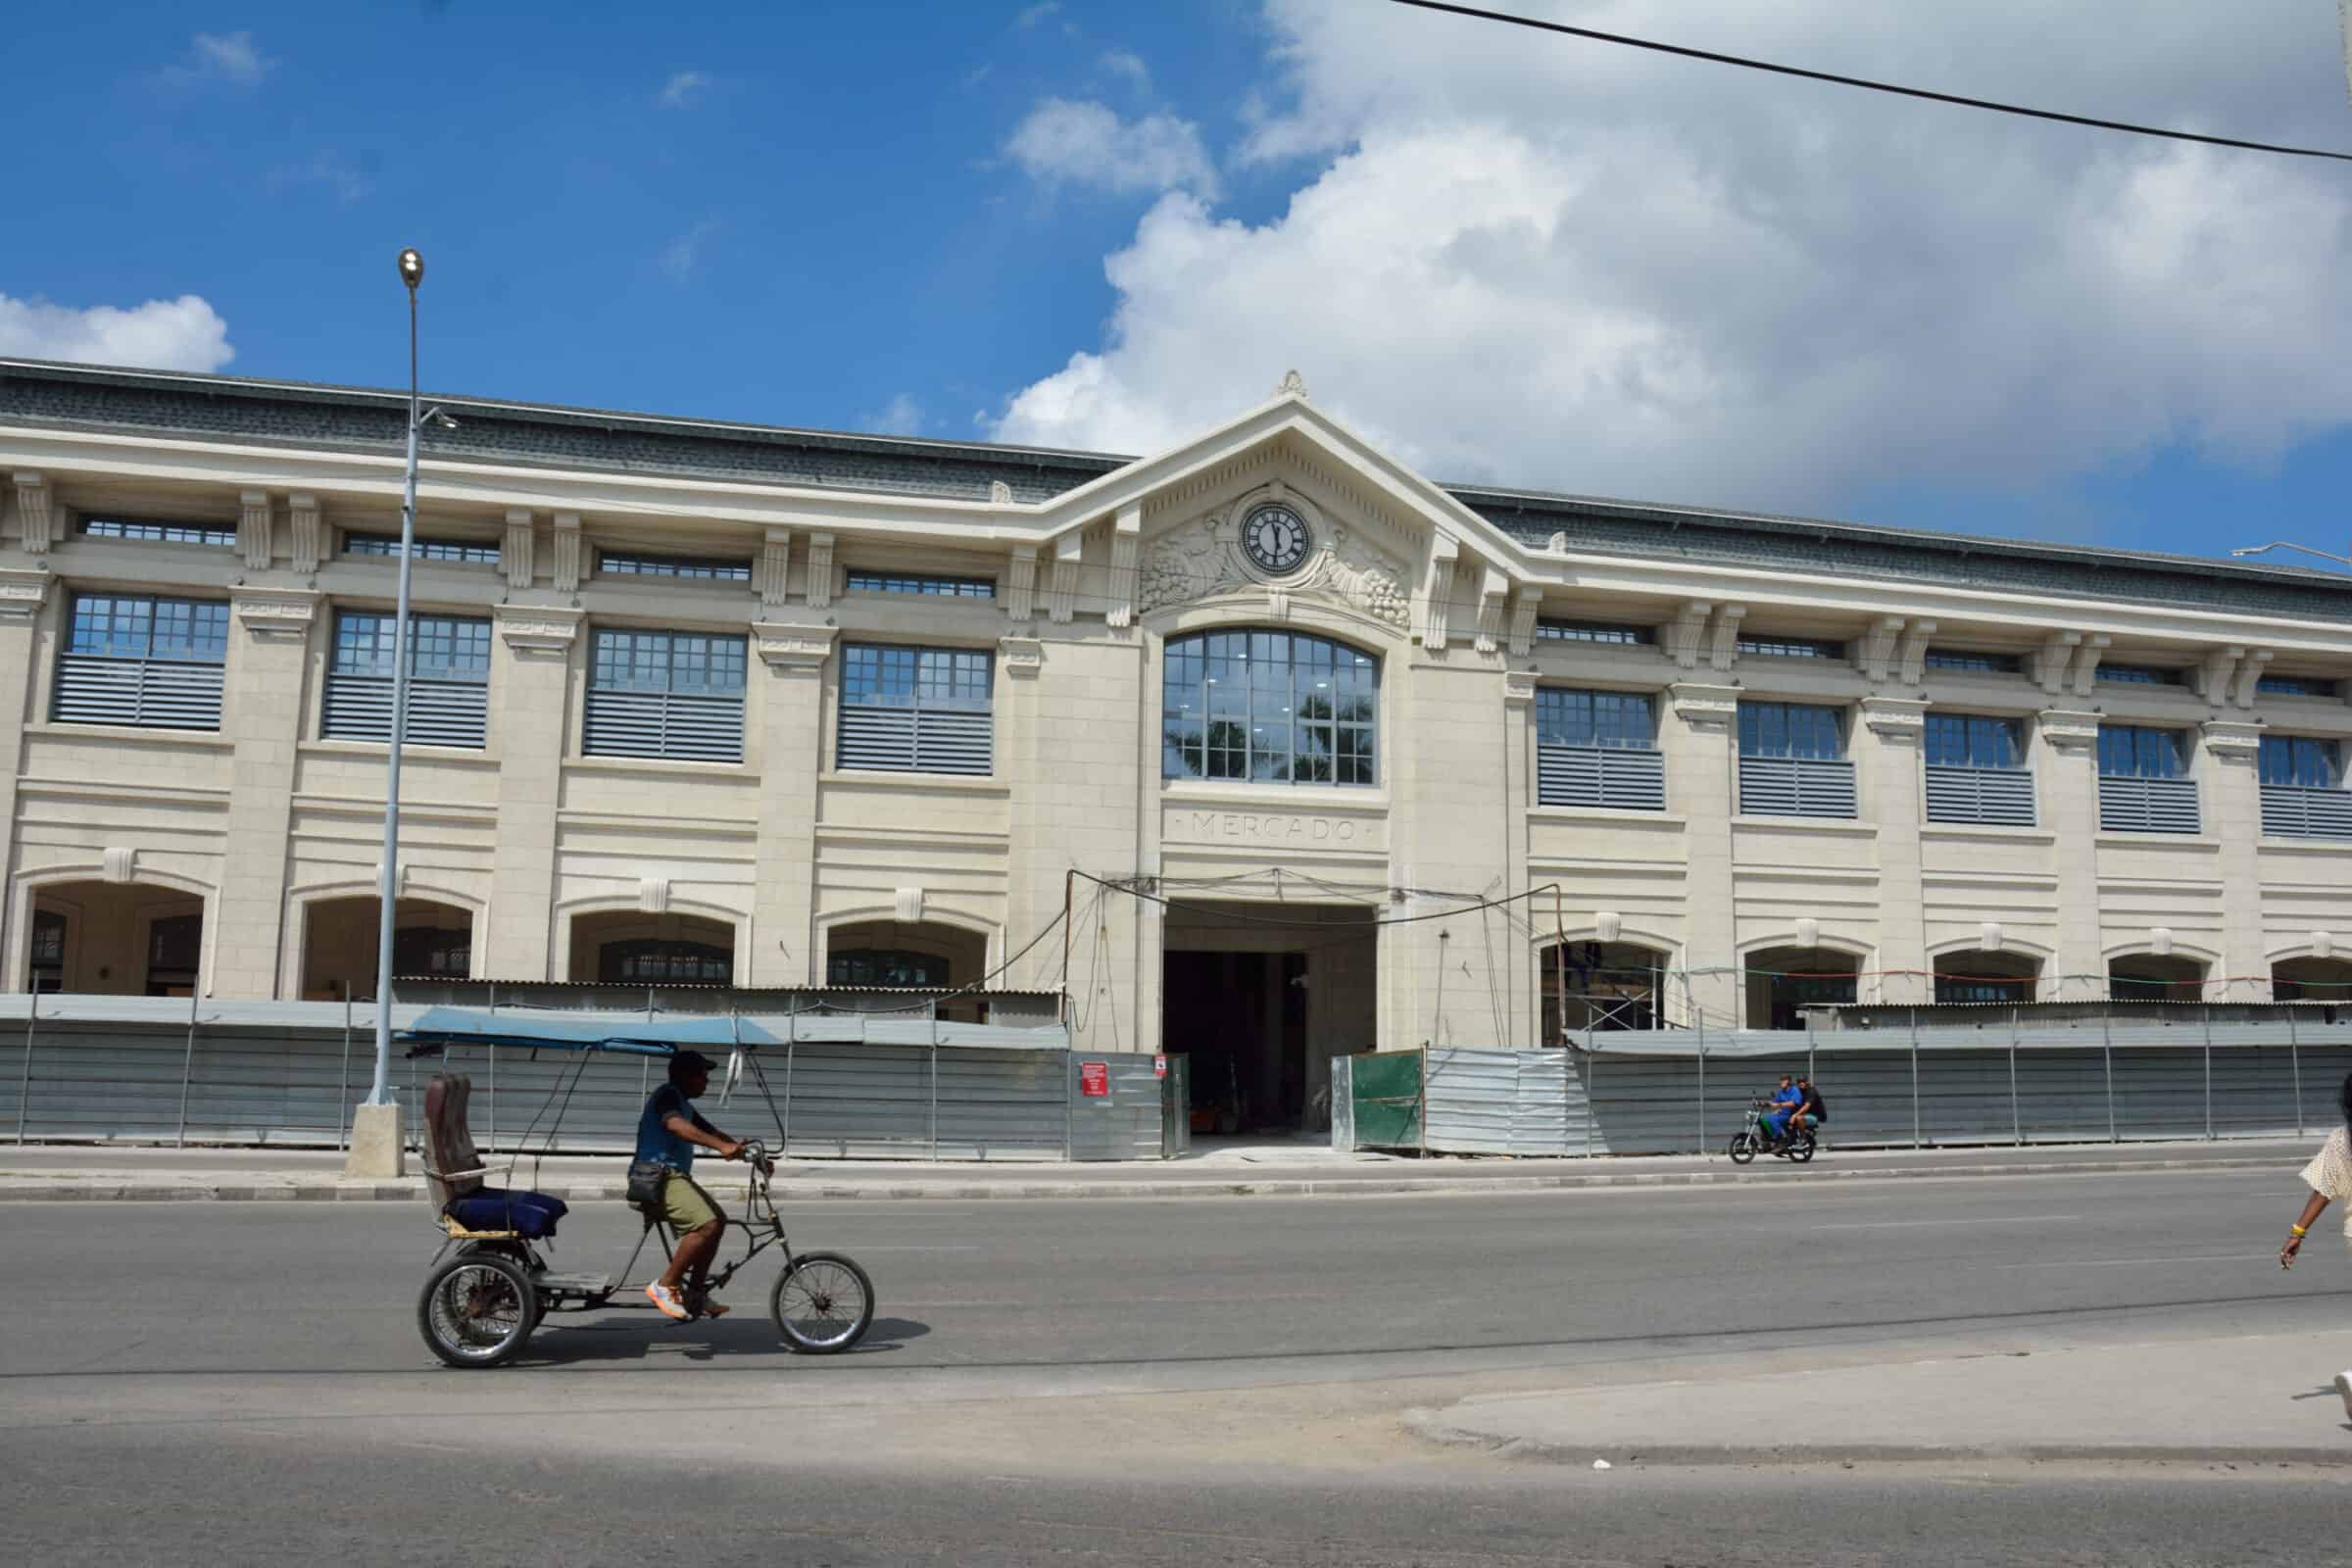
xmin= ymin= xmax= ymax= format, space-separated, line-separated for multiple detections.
xmin=1079 ymin=1060 xmax=1111 ymax=1099
xmin=1152 ymin=1054 xmax=1168 ymax=1079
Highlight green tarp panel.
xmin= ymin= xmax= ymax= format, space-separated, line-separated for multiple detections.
xmin=1348 ymin=1050 xmax=1422 ymax=1150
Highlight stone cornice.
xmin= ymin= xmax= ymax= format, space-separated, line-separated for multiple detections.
xmin=1859 ymin=696 xmax=1930 ymax=737
xmin=2035 ymin=708 xmax=2101 ymax=750
xmin=753 ymin=619 xmax=836 ymax=670
xmin=495 ymin=603 xmax=584 ymax=653
xmin=231 ymin=585 xmax=321 ymax=638
xmin=1668 ymin=680 xmax=1740 ymax=726
xmin=2200 ymin=717 xmax=2265 ymax=761
xmin=0 ymin=564 xmax=53 ymax=618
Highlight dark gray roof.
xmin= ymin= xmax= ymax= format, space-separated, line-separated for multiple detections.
xmin=5 ymin=358 xmax=2349 ymax=626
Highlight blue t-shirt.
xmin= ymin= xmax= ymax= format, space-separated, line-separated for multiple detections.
xmin=636 ymin=1083 xmax=699 ymax=1171
xmin=1773 ymin=1084 xmax=1804 ymax=1108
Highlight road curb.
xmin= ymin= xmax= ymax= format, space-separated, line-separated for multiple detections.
xmin=1400 ymin=1408 xmax=2352 ymax=1467
xmin=0 ymin=1152 xmax=2295 ymax=1202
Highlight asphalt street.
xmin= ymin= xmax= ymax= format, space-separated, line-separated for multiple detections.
xmin=8 ymin=1165 xmax=2351 ymax=1564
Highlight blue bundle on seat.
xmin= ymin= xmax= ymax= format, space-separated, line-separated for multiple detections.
xmin=445 ymin=1188 xmax=568 ymax=1239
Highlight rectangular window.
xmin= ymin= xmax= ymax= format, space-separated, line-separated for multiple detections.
xmin=53 ymin=594 xmax=229 ymax=730
xmin=343 ymin=531 xmax=500 ymax=564
xmin=1737 ymin=702 xmax=1855 ymax=816
xmin=2096 ymin=663 xmax=2182 ymax=686
xmin=599 ymin=550 xmax=753 ymax=582
xmin=82 ymin=516 xmax=236 ymax=548
xmin=321 ymin=612 xmax=491 ymax=748
xmin=2260 ymin=734 xmax=2352 ymax=838
xmin=845 ymin=570 xmax=997 ymax=599
xmin=583 ymin=629 xmax=748 ymax=762
xmin=2097 ymin=724 xmax=2198 ymax=833
xmin=1924 ymin=649 xmax=2021 ymax=674
xmin=2258 ymin=673 xmax=2335 ymax=699
xmin=837 ymin=644 xmax=994 ymax=775
xmin=1923 ymin=713 xmax=2034 ymax=825
xmin=1737 ymin=634 xmax=1843 ymax=660
xmin=1535 ymin=620 xmax=1651 ymax=645
xmin=1535 ymin=689 xmax=1663 ymax=808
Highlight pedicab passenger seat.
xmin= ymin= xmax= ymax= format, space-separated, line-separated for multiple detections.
xmin=422 ymin=1073 xmax=568 ymax=1242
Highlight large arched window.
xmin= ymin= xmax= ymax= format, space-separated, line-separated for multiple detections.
xmin=1162 ymin=629 xmax=1379 ymax=786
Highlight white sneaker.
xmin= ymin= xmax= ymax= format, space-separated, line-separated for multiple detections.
xmin=2334 ymin=1370 xmax=2352 ymax=1423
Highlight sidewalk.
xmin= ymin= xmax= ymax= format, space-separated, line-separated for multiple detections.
xmin=0 ymin=1133 xmax=2317 ymax=1201
xmin=1409 ymin=1329 xmax=2352 ymax=1465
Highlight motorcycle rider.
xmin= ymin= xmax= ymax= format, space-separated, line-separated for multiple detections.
xmin=1761 ymin=1075 xmax=1803 ymax=1148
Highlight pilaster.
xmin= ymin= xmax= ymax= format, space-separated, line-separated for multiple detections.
xmin=2202 ymin=718 xmax=2269 ymax=999
xmin=485 ymin=606 xmax=582 ymax=979
xmin=0 ymin=568 xmax=54 ymax=977
xmin=213 ymin=587 xmax=321 ymax=995
xmin=1665 ymin=682 xmax=1740 ymax=1027
xmin=1860 ymin=697 xmax=1930 ymax=1004
xmin=749 ymin=622 xmax=835 ymax=983
xmin=2036 ymin=709 xmax=2104 ymax=999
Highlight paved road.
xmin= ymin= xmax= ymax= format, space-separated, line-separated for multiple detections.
xmin=9 ymin=1167 xmax=2351 ymax=1564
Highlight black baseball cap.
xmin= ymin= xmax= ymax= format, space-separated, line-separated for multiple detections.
xmin=670 ymin=1050 xmax=718 ymax=1075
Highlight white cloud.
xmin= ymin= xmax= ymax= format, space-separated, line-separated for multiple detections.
xmin=866 ymin=394 xmax=926 ymax=437
xmin=0 ymin=294 xmax=234 ymax=372
xmin=660 ymin=220 xmax=719 ymax=282
xmin=1100 ymin=49 xmax=1151 ymax=92
xmin=1015 ymin=2 xmax=1060 ymax=28
xmin=270 ymin=152 xmax=369 ymax=206
xmin=166 ymin=31 xmax=273 ymax=86
xmin=996 ymin=0 xmax=2352 ymax=523
xmin=1005 ymin=99 xmax=1220 ymax=199
xmin=659 ymin=71 xmax=710 ymax=108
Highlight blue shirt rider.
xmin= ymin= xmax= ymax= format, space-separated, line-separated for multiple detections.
xmin=1763 ymin=1075 xmax=1804 ymax=1143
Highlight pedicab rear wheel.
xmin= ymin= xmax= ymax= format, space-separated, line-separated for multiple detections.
xmin=769 ymin=1250 xmax=875 ymax=1354
xmin=418 ymin=1249 xmax=539 ymax=1369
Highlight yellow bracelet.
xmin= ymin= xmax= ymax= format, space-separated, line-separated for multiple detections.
xmin=2291 ymin=1224 xmax=2309 ymax=1237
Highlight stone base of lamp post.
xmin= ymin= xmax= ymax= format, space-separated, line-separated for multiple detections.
xmin=343 ymin=1102 xmax=407 ymax=1178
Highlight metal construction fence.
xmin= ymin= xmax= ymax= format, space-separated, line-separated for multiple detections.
xmin=1336 ymin=1010 xmax=2352 ymax=1157
xmin=1 ymin=994 xmax=1170 ymax=1161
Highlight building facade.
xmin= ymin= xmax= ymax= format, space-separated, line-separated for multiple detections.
xmin=5 ymin=359 xmax=2352 ymax=1128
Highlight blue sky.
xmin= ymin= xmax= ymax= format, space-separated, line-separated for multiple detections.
xmin=7 ymin=1 xmax=2352 ymax=566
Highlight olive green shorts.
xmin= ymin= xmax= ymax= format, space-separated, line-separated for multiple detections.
xmin=660 ymin=1172 xmax=723 ymax=1233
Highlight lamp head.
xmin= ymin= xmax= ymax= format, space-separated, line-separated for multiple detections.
xmin=397 ymin=248 xmax=424 ymax=289
xmin=432 ymin=411 xmax=459 ymax=430
xmin=2228 ymin=548 xmax=2263 ymax=557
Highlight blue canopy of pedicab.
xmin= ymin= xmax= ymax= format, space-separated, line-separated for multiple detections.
xmin=399 ymin=1005 xmax=779 ymax=1058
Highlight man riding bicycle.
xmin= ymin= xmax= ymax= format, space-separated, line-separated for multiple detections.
xmin=635 ymin=1050 xmax=749 ymax=1321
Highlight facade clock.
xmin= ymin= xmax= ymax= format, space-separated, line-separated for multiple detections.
xmin=1241 ymin=503 xmax=1311 ymax=576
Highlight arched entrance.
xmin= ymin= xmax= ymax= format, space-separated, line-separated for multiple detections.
xmin=1933 ymin=950 xmax=2041 ymax=1004
xmin=1744 ymin=946 xmax=1860 ymax=1030
xmin=2273 ymin=956 xmax=2352 ymax=1003
xmin=1540 ymin=941 xmax=1668 ymax=1041
xmin=2108 ymin=954 xmax=2207 ymax=1004
xmin=825 ymin=919 xmax=992 ymax=1021
xmin=25 ymin=882 xmax=207 ymax=996
xmin=301 ymin=896 xmax=474 ymax=1001
xmin=568 ymin=910 xmax=736 ymax=985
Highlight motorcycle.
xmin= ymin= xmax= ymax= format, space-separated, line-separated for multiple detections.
xmin=1728 ymin=1097 xmax=1815 ymax=1165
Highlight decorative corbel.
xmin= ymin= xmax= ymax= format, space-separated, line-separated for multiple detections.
xmin=0 ymin=566 xmax=54 ymax=619
xmin=1663 ymin=601 xmax=1712 ymax=670
xmin=551 ymin=513 xmax=583 ymax=593
xmin=2200 ymin=717 xmax=2264 ymax=765
xmin=503 ymin=509 xmax=536 ymax=591
xmin=495 ymin=604 xmax=584 ymax=654
xmin=2069 ymin=633 xmax=2110 ymax=698
xmin=2029 ymin=631 xmax=2081 ymax=696
xmin=999 ymin=633 xmax=1045 ymax=678
xmin=1007 ymin=545 xmax=1038 ymax=622
xmin=2035 ymin=709 xmax=2101 ymax=751
xmin=1473 ymin=567 xmax=1509 ymax=654
xmin=1502 ymin=669 xmax=1537 ymax=707
xmin=231 ymin=586 xmax=321 ymax=640
xmin=1706 ymin=604 xmax=1747 ymax=672
xmin=751 ymin=620 xmax=835 ymax=674
xmin=1422 ymin=535 xmax=1460 ymax=650
xmin=805 ymin=533 xmax=835 ymax=609
xmin=1860 ymin=696 xmax=1930 ymax=740
xmin=2197 ymin=646 xmax=2243 ymax=708
xmin=238 ymin=490 xmax=274 ymax=570
xmin=1855 ymin=615 xmax=1904 ymax=682
xmin=1895 ymin=618 xmax=1936 ymax=685
xmin=11 ymin=472 xmax=53 ymax=554
xmin=1669 ymin=681 xmax=1740 ymax=729
xmin=1506 ymin=587 xmax=1543 ymax=657
xmin=755 ymin=528 xmax=792 ymax=608
xmin=1049 ymin=528 xmax=1084 ymax=623
xmin=2231 ymin=648 xmax=2274 ymax=709
xmin=288 ymin=493 xmax=323 ymax=575
xmin=1106 ymin=504 xmax=1142 ymax=629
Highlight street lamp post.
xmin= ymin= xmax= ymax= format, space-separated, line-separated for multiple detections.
xmin=346 ymin=247 xmax=458 ymax=1178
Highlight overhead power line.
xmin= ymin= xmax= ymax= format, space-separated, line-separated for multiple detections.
xmin=1390 ymin=0 xmax=2352 ymax=164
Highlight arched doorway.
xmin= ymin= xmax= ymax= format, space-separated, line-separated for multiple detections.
xmin=25 ymin=882 xmax=207 ymax=996
xmin=1540 ymin=941 xmax=1668 ymax=1042
xmin=825 ymin=919 xmax=991 ymax=1021
xmin=568 ymin=911 xmax=736 ymax=985
xmin=1933 ymin=950 xmax=2041 ymax=1004
xmin=2273 ymin=956 xmax=2352 ymax=1003
xmin=2108 ymin=954 xmax=2207 ymax=1004
xmin=302 ymin=896 xmax=474 ymax=1001
xmin=1744 ymin=946 xmax=1860 ymax=1030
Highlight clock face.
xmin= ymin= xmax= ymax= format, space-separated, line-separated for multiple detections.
xmin=1242 ymin=504 xmax=1311 ymax=575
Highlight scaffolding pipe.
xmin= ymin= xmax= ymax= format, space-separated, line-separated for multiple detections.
xmin=2103 ymin=1010 xmax=2118 ymax=1143
xmin=2202 ymin=1007 xmax=2214 ymax=1142
xmin=2008 ymin=1004 xmax=2022 ymax=1147
xmin=174 ymin=989 xmax=199 ymax=1149
xmin=339 ymin=982 xmax=354 ymax=1152
xmin=2291 ymin=1012 xmax=2305 ymax=1138
xmin=1909 ymin=1006 xmax=1921 ymax=1151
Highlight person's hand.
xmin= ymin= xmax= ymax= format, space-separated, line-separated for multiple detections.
xmin=2282 ymin=1233 xmax=2305 ymax=1270
xmin=722 ymin=1141 xmax=746 ymax=1161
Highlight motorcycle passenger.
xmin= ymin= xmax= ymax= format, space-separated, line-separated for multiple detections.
xmin=1760 ymin=1075 xmax=1803 ymax=1147
xmin=1787 ymin=1075 xmax=1828 ymax=1143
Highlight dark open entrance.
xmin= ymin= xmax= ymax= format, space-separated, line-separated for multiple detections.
xmin=1160 ymin=901 xmax=1377 ymax=1134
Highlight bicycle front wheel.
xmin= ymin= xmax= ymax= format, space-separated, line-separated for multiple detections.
xmin=769 ymin=1250 xmax=875 ymax=1354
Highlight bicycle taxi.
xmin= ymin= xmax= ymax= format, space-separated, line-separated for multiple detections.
xmin=401 ymin=1007 xmax=873 ymax=1368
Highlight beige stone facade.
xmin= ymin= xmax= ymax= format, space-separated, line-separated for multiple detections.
xmin=6 ymin=363 xmax=2352 ymax=1126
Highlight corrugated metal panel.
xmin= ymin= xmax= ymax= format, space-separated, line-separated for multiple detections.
xmin=1924 ymin=765 xmax=2035 ymax=826
xmin=1738 ymin=756 xmax=1857 ymax=817
xmin=2261 ymin=784 xmax=2352 ymax=839
xmin=1536 ymin=745 xmax=1665 ymax=809
xmin=583 ymin=689 xmax=744 ymax=762
xmin=1329 ymin=1054 xmax=1354 ymax=1152
xmin=1065 ymin=1054 xmax=1164 ymax=1161
xmin=321 ymin=673 xmax=488 ymax=748
xmin=2099 ymin=775 xmax=2200 ymax=833
xmin=53 ymin=655 xmax=223 ymax=730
